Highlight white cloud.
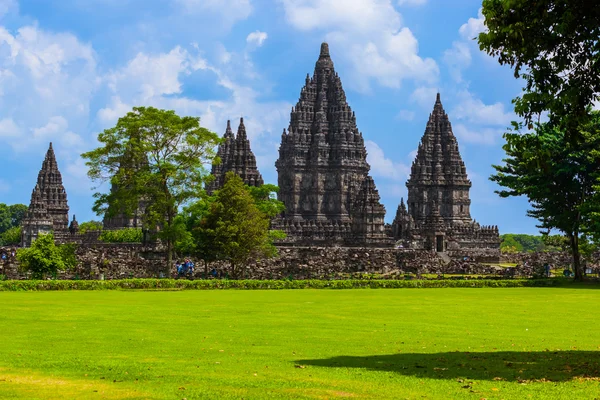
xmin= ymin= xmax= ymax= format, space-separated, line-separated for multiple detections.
xmin=443 ymin=41 xmax=471 ymax=82
xmin=451 ymin=90 xmax=513 ymax=126
xmin=0 ymin=24 xmax=98 ymax=155
xmin=97 ymin=96 xmax=131 ymax=125
xmin=100 ymin=44 xmax=292 ymax=176
xmin=0 ymin=0 xmax=17 ymax=18
xmin=366 ymin=139 xmax=410 ymax=181
xmin=397 ymin=0 xmax=427 ymax=5
xmin=410 ymin=86 xmax=438 ymax=109
xmin=29 ymin=116 xmax=85 ymax=152
xmin=246 ymin=30 xmax=268 ymax=47
xmin=280 ymin=0 xmax=438 ymax=91
xmin=453 ymin=124 xmax=503 ymax=145
xmin=0 ymin=117 xmax=19 ymax=138
xmin=175 ymin=0 xmax=252 ymax=23
xmin=459 ymin=8 xmax=486 ymax=40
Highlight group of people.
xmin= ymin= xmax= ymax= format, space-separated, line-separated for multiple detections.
xmin=1 ymin=250 xmax=15 ymax=262
xmin=176 ymin=258 xmax=195 ymax=277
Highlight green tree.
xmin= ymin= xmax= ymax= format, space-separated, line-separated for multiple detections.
xmin=0 ymin=226 xmax=21 ymax=246
xmin=82 ymin=107 xmax=220 ymax=272
xmin=246 ymin=184 xmax=286 ymax=218
xmin=99 ymin=228 xmax=143 ymax=243
xmin=491 ymin=114 xmax=600 ymax=280
xmin=79 ymin=220 xmax=103 ymax=233
xmin=16 ymin=233 xmax=77 ymax=279
xmin=191 ymin=173 xmax=278 ymax=279
xmin=0 ymin=203 xmax=28 ymax=234
xmin=478 ymin=0 xmax=600 ymax=140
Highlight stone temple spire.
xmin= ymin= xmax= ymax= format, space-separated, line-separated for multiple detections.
xmin=35 ymin=142 xmax=69 ymax=230
xmin=207 ymin=118 xmax=263 ymax=194
xmin=406 ymin=93 xmax=472 ymax=225
xmin=275 ymin=42 xmax=387 ymax=245
xmin=21 ymin=143 xmax=70 ymax=246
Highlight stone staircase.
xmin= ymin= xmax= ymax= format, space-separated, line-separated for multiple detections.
xmin=437 ymin=251 xmax=451 ymax=265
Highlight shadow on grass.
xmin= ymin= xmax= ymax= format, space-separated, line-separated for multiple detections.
xmin=296 ymin=351 xmax=600 ymax=382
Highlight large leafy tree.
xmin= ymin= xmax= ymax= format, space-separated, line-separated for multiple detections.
xmin=82 ymin=107 xmax=220 ymax=271
xmin=0 ymin=203 xmax=28 ymax=234
xmin=190 ymin=173 xmax=280 ymax=279
xmin=478 ymin=0 xmax=600 ymax=139
xmin=491 ymin=113 xmax=600 ymax=280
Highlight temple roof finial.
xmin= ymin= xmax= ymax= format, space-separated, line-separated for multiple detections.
xmin=320 ymin=42 xmax=330 ymax=58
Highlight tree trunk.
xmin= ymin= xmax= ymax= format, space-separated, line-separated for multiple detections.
xmin=569 ymin=233 xmax=583 ymax=281
xmin=230 ymin=261 xmax=236 ymax=280
xmin=166 ymin=209 xmax=173 ymax=277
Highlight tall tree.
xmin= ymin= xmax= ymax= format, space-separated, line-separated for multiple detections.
xmin=491 ymin=113 xmax=600 ymax=280
xmin=191 ymin=173 xmax=277 ymax=279
xmin=478 ymin=0 xmax=600 ymax=140
xmin=82 ymin=107 xmax=220 ymax=271
xmin=0 ymin=203 xmax=28 ymax=234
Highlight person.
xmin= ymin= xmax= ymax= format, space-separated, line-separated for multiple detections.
xmin=210 ymin=268 xmax=217 ymax=277
xmin=543 ymin=263 xmax=550 ymax=278
xmin=1 ymin=253 xmax=6 ymax=261
xmin=186 ymin=259 xmax=195 ymax=276
xmin=176 ymin=260 xmax=183 ymax=276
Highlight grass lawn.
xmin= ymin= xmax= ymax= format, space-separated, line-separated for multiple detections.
xmin=0 ymin=288 xmax=599 ymax=399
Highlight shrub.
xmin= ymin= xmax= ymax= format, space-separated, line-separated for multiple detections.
xmin=16 ymin=233 xmax=77 ymax=279
xmin=99 ymin=228 xmax=143 ymax=243
xmin=0 ymin=278 xmax=577 ymax=291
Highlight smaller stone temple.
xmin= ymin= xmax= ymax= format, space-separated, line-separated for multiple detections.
xmin=206 ymin=118 xmax=264 ymax=194
xmin=21 ymin=143 xmax=70 ymax=246
xmin=392 ymin=94 xmax=500 ymax=253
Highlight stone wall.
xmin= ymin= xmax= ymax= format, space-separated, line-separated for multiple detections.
xmin=1 ymin=244 xmax=512 ymax=280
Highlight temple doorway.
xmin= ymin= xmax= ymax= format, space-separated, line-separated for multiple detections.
xmin=436 ymin=235 xmax=444 ymax=252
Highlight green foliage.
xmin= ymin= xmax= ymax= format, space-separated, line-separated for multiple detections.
xmin=189 ymin=173 xmax=280 ymax=277
xmin=478 ymin=0 xmax=600 ymax=140
xmin=78 ymin=220 xmax=103 ymax=233
xmin=0 ymin=278 xmax=572 ymax=291
xmin=82 ymin=106 xmax=221 ymax=269
xmin=99 ymin=228 xmax=143 ymax=243
xmin=0 ymin=203 xmax=28 ymax=234
xmin=16 ymin=233 xmax=77 ymax=279
xmin=246 ymin=184 xmax=286 ymax=218
xmin=0 ymin=226 xmax=21 ymax=246
xmin=491 ymin=114 xmax=600 ymax=279
xmin=500 ymin=234 xmax=548 ymax=253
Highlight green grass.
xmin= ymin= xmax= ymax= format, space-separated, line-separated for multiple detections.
xmin=0 ymin=288 xmax=599 ymax=399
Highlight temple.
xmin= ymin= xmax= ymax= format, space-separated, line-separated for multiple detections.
xmin=206 ymin=118 xmax=264 ymax=194
xmin=21 ymin=143 xmax=70 ymax=246
xmin=273 ymin=42 xmax=388 ymax=245
xmin=392 ymin=94 xmax=500 ymax=252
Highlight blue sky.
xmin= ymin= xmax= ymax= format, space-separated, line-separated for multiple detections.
xmin=0 ymin=0 xmax=540 ymax=234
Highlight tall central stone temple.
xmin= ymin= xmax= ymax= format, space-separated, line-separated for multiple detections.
xmin=274 ymin=43 xmax=388 ymax=245
xmin=392 ymin=94 xmax=500 ymax=252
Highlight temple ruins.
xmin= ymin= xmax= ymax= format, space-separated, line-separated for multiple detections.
xmin=19 ymin=42 xmax=500 ymax=260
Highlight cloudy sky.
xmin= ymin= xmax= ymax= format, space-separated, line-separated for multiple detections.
xmin=0 ymin=0 xmax=539 ymax=233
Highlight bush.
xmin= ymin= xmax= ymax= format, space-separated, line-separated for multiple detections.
xmin=0 ymin=278 xmax=577 ymax=291
xmin=16 ymin=233 xmax=77 ymax=279
xmin=99 ymin=228 xmax=143 ymax=243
